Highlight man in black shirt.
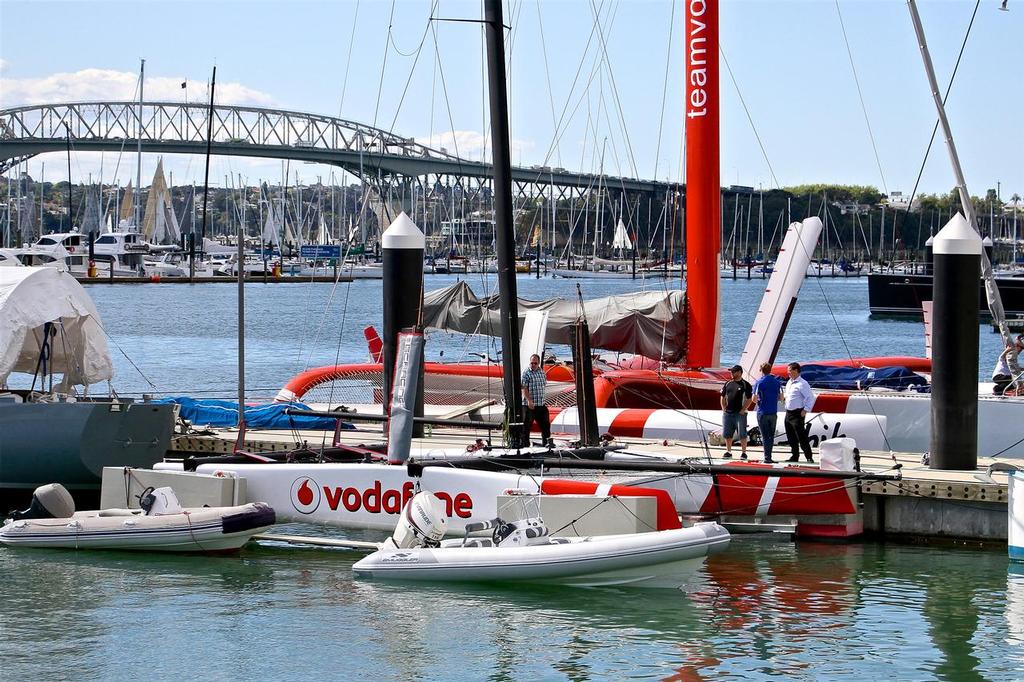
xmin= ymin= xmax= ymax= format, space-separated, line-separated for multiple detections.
xmin=720 ymin=365 xmax=754 ymax=459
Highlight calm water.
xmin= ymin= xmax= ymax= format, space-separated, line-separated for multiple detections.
xmin=5 ymin=274 xmax=1019 ymax=679
xmin=2 ymin=536 xmax=1022 ymax=680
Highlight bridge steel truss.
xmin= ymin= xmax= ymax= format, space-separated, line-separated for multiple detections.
xmin=0 ymin=101 xmax=684 ymax=246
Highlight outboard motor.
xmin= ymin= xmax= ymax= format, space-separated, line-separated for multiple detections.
xmin=9 ymin=483 xmax=76 ymax=521
xmin=385 ymin=491 xmax=448 ymax=549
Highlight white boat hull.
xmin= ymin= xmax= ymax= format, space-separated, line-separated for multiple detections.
xmin=352 ymin=522 xmax=729 ymax=587
xmin=0 ymin=502 xmax=275 ymax=552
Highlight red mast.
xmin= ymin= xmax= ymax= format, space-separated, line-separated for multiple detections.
xmin=684 ymin=0 xmax=721 ymax=368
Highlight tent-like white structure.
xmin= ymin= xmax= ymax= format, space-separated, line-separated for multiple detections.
xmin=0 ymin=267 xmax=113 ymax=387
xmin=611 ymin=218 xmax=633 ymax=251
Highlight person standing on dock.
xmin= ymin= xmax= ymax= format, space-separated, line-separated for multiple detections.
xmin=784 ymin=362 xmax=816 ymax=462
xmin=720 ymin=365 xmax=753 ymax=459
xmin=752 ymin=362 xmax=783 ymax=464
xmin=992 ymin=335 xmax=1024 ymax=395
xmin=522 ymin=353 xmax=552 ymax=447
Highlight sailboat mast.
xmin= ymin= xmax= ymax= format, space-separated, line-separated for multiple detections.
xmin=906 ymin=0 xmax=1009 ymax=343
xmin=236 ymin=174 xmax=246 ymax=433
xmin=483 ymin=0 xmax=524 ymax=446
xmin=135 ymin=59 xmax=144 ymax=232
xmin=64 ymin=123 xmax=72 ymax=230
xmin=200 ymin=66 xmax=217 ymax=250
xmin=684 ymin=0 xmax=721 ymax=368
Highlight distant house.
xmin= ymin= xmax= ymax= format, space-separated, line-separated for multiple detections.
xmin=886 ymin=191 xmax=921 ymax=212
xmin=831 ymin=200 xmax=870 ymax=215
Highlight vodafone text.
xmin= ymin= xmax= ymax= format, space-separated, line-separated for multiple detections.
xmin=322 ymin=481 xmax=473 ymax=518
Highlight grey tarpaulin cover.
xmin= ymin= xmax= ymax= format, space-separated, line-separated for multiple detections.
xmin=422 ymin=281 xmax=688 ymax=362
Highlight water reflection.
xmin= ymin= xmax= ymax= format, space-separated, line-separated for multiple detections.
xmin=1 ymin=538 xmax=1021 ymax=679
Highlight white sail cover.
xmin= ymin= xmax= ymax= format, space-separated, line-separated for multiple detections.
xmin=422 ymin=281 xmax=688 ymax=362
xmin=612 ymin=218 xmax=633 ymax=250
xmin=316 ymin=214 xmax=331 ymax=245
xmin=0 ymin=267 xmax=113 ymax=386
xmin=261 ymin=207 xmax=281 ymax=247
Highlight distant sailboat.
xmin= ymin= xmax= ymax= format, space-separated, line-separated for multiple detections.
xmin=611 ymin=217 xmax=633 ymax=251
xmin=118 ymin=182 xmax=135 ymax=230
xmin=80 ymin=186 xmax=104 ymax=237
xmin=141 ymin=160 xmax=182 ymax=245
xmin=315 ymin=213 xmax=331 ymax=245
xmin=261 ymin=204 xmax=281 ymax=248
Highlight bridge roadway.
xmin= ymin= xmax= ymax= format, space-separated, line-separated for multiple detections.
xmin=0 ymin=101 xmax=678 ymax=196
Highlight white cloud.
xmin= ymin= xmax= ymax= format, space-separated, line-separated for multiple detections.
xmin=0 ymin=59 xmax=8 ymax=74
xmin=0 ymin=68 xmax=274 ymax=108
xmin=418 ymin=130 xmax=535 ymax=161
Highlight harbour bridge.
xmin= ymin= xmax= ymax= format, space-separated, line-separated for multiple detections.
xmin=0 ymin=101 xmax=680 ymax=205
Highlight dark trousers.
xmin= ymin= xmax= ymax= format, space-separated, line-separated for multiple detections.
xmin=524 ymin=404 xmax=551 ymax=444
xmin=757 ymin=412 xmax=778 ymax=462
xmin=784 ymin=409 xmax=813 ymax=461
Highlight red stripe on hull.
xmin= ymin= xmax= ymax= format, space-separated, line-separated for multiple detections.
xmin=698 ymin=463 xmax=856 ymax=516
xmin=607 ymin=410 xmax=652 ymax=438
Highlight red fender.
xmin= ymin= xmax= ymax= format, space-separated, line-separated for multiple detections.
xmin=364 ymin=326 xmax=384 ymax=363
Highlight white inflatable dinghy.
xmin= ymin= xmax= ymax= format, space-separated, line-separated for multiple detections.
xmin=352 ymin=491 xmax=730 ymax=587
xmin=0 ymin=483 xmax=275 ymax=552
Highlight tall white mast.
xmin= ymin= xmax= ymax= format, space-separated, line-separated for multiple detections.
xmin=907 ymin=0 xmax=1009 ymax=343
xmin=134 ymin=59 xmax=145 ymax=232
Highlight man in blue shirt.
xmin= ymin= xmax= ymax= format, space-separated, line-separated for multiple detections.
xmin=521 ymin=353 xmax=551 ymax=446
xmin=752 ymin=362 xmax=783 ymax=464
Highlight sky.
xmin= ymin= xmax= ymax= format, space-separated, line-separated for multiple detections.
xmin=0 ymin=0 xmax=1021 ymax=198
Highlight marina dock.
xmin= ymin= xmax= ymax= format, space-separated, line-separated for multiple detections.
xmin=169 ymin=426 xmax=1012 ymax=544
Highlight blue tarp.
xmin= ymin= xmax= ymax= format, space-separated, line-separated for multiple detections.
xmin=155 ymin=397 xmax=355 ymax=430
xmin=793 ymin=365 xmax=930 ymax=392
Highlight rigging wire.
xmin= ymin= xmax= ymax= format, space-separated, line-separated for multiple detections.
xmin=534 ymin=1 xmax=562 ymax=169
xmin=719 ymin=48 xmax=779 ymax=190
xmin=889 ymin=0 xmax=981 ymax=262
xmin=652 ymin=0 xmax=677 ymax=181
xmin=586 ymin=0 xmax=639 ymax=179
xmin=337 ymin=0 xmax=361 ymax=117
xmin=834 ymin=0 xmax=888 ymax=196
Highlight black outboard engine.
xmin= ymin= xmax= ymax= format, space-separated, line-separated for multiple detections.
xmin=9 ymin=483 xmax=76 ymax=521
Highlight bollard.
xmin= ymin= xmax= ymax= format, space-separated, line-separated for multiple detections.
xmin=930 ymin=213 xmax=981 ymax=470
xmin=382 ymin=212 xmax=425 ymax=436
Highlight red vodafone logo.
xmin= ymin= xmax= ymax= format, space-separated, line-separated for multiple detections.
xmin=291 ymin=476 xmax=321 ymax=514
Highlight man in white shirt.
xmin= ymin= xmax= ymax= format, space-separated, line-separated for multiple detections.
xmin=783 ymin=362 xmax=816 ymax=463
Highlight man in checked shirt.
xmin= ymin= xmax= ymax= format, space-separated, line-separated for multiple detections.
xmin=521 ymin=353 xmax=552 ymax=447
